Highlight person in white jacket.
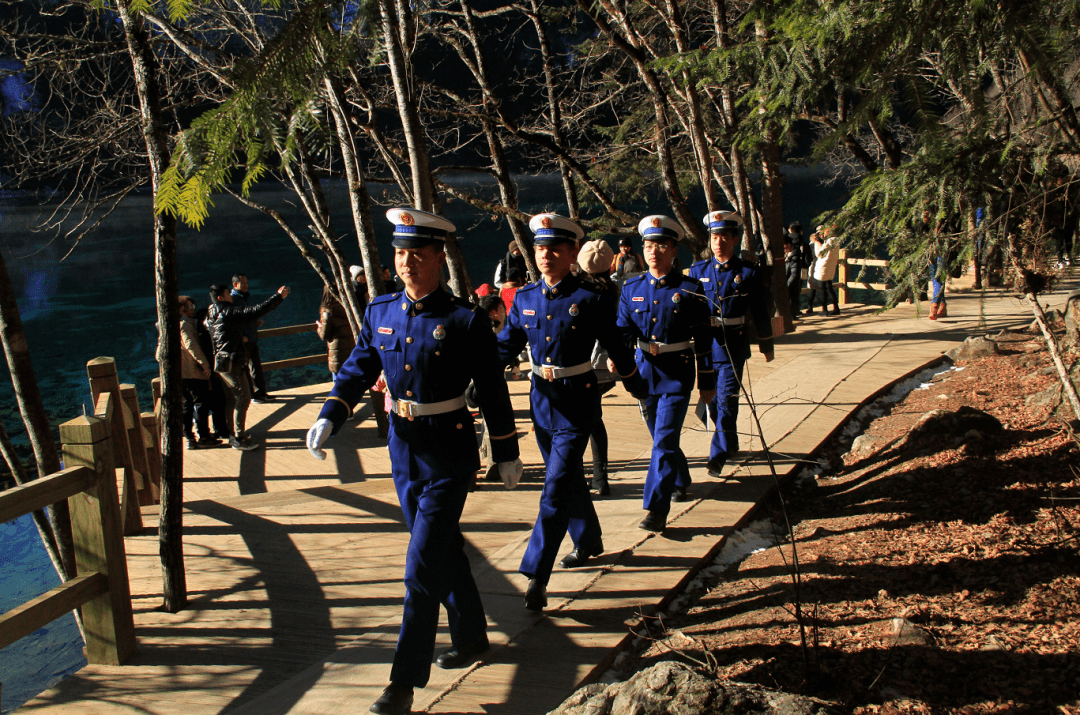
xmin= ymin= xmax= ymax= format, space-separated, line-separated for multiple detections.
xmin=807 ymin=227 xmax=840 ymax=316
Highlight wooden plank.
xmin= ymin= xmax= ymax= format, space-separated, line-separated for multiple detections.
xmin=847 ymin=281 xmax=888 ymax=290
xmin=259 ymin=323 xmax=317 ymax=338
xmin=0 ymin=466 xmax=92 ymax=525
xmin=141 ymin=412 xmax=162 ymax=501
xmin=119 ymin=384 xmax=157 ymax=506
xmin=263 ymin=354 xmax=327 ymax=371
xmin=0 ymin=573 xmax=108 ymax=651
xmin=87 ymin=359 xmax=144 ymax=533
xmin=845 ymin=257 xmax=888 ymax=267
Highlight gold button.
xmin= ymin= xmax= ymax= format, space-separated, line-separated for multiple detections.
xmin=406 ymin=337 xmax=414 ymax=344
xmin=416 ymin=302 xmax=423 ymax=310
xmin=435 ymin=351 xmax=441 ymax=356
xmin=653 ymin=300 xmax=659 ymax=304
xmin=380 ymin=345 xmax=385 ymax=350
xmin=652 ymin=317 xmax=658 ymax=322
xmin=650 ymin=280 xmax=655 ymax=285
xmin=585 ymin=383 xmax=591 ymax=388
xmin=547 ymin=315 xmax=552 ymax=320
xmin=546 ymin=357 xmax=552 ymax=363
xmin=674 ymin=309 xmax=679 ymax=314
xmin=406 ymin=390 xmax=413 ymax=397
xmin=524 ymin=324 xmax=529 ymax=328
xmin=402 ymin=303 xmax=407 ymax=310
xmin=552 ymin=288 xmax=558 ymax=295
xmin=651 ymin=335 xmax=657 ymax=339
xmin=456 ymin=423 xmax=463 ymax=429
xmin=571 ymin=325 xmax=576 ymax=329
xmin=546 ymin=336 xmax=552 ymax=342
xmin=405 ymin=364 xmax=412 ymax=371
xmin=660 ymin=280 xmax=665 ymax=285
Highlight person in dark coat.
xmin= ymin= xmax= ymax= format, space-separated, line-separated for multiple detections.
xmin=784 ymin=239 xmax=805 ymax=317
xmin=230 ymin=273 xmax=274 ymax=403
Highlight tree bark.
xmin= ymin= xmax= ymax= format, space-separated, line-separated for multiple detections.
xmin=117 ymin=0 xmax=186 ymax=612
xmin=0 ymin=248 xmax=76 ymax=579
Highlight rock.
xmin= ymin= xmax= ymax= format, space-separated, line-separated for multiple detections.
xmin=890 ymin=618 xmax=932 ymax=646
xmin=548 ymin=662 xmax=847 ymax=715
xmin=849 ymin=434 xmax=882 ymax=457
xmin=900 ymin=406 xmax=1003 ymax=452
xmin=955 ymin=336 xmax=999 ymax=361
xmin=1025 ymin=381 xmax=1079 ymax=420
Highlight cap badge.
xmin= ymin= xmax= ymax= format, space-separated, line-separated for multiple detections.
xmin=433 ymin=325 xmax=446 ymax=340
xmin=651 ymin=217 xmax=662 ymax=228
xmin=400 ymin=212 xmax=415 ymax=226
xmin=569 ymin=303 xmax=580 ymax=316
xmin=541 ymin=216 xmax=553 ymax=229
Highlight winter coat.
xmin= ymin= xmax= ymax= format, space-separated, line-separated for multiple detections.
xmin=317 ymin=301 xmax=356 ymax=374
xmin=180 ymin=315 xmax=211 ymax=380
xmin=207 ymin=293 xmax=284 ymax=363
xmin=784 ymin=250 xmax=804 ymax=289
xmin=812 ymin=237 xmax=839 ymax=282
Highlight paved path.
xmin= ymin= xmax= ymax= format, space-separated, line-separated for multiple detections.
xmin=20 ymin=274 xmax=1077 ymax=715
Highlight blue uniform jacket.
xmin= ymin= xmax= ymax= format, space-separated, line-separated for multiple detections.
xmin=616 ymin=271 xmax=716 ymax=395
xmin=318 ymin=288 xmax=519 ymax=477
xmin=687 ymin=255 xmax=774 ymax=363
xmin=497 ymin=273 xmax=636 ymax=431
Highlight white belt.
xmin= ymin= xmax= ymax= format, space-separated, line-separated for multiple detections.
xmin=637 ymin=339 xmax=691 ymax=356
xmin=710 ymin=315 xmax=745 ymax=327
xmin=389 ymin=395 xmax=467 ymax=419
xmin=530 ymin=361 xmax=593 ymax=381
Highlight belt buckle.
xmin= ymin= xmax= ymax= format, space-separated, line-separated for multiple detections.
xmin=396 ymin=400 xmax=416 ymax=421
xmin=649 ymin=342 xmax=660 ymax=356
xmin=541 ymin=366 xmax=555 ymax=381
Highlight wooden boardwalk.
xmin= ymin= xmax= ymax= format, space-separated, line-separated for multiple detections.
xmin=19 ymin=275 xmax=1075 ymax=715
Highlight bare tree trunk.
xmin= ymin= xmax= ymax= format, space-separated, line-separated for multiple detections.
xmin=117 ymin=0 xmax=185 ymax=612
xmin=760 ymin=131 xmax=792 ymax=329
xmin=0 ymin=249 xmax=75 ymax=579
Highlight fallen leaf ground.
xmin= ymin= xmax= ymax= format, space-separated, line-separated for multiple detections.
xmin=628 ymin=328 xmax=1080 ymax=714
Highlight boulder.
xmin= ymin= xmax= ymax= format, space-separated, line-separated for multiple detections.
xmin=1025 ymin=380 xmax=1079 ymax=420
xmin=548 ymin=662 xmax=847 ymax=715
xmin=848 ymin=434 xmax=883 ymax=458
xmin=900 ymin=406 xmax=1003 ymax=452
xmin=954 ymin=336 xmax=1000 ymax=361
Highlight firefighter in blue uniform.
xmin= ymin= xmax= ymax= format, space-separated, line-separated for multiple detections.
xmin=496 ymin=213 xmax=645 ymax=612
xmin=618 ymin=216 xmax=716 ymax=532
xmin=687 ymin=210 xmax=775 ymax=478
xmin=306 ymin=208 xmax=522 ymax=715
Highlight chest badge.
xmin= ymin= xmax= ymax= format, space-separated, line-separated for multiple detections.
xmin=700 ymin=277 xmax=711 ymax=283
xmin=433 ymin=325 xmax=446 ymax=340
xmin=523 ymin=309 xmax=536 ymax=316
xmin=632 ymin=296 xmax=645 ymax=302
xmin=569 ymin=304 xmax=579 ymax=316
xmin=672 ymin=293 xmax=682 ymax=304
xmin=734 ymin=275 xmax=742 ymax=284
xmin=378 ymin=327 xmax=394 ymax=335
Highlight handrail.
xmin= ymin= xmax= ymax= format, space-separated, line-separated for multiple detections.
xmin=256 ymin=322 xmax=325 ymax=372
xmin=836 ymin=249 xmax=889 ymax=305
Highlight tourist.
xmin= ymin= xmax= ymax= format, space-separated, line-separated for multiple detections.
xmin=230 ymin=273 xmax=274 ymax=403
xmin=784 ymin=239 xmax=805 ymax=317
xmin=208 ymin=282 xmax=289 ymax=451
xmin=177 ymin=296 xmax=218 ymax=449
xmin=610 ymin=236 xmax=644 ymax=282
xmin=306 ymin=208 xmax=521 ymax=715
xmin=494 ymin=239 xmax=528 ymax=288
xmin=807 ymin=227 xmax=840 ymax=316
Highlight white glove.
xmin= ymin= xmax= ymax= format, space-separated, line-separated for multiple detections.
xmin=306 ymin=418 xmax=332 ymax=460
xmin=498 ymin=458 xmax=524 ymax=490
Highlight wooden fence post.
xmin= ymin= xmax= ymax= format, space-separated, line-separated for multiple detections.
xmin=87 ymin=358 xmax=145 ymax=534
xmin=119 ymin=384 xmax=159 ymax=505
xmin=59 ymin=414 xmax=137 ymax=665
xmin=141 ymin=412 xmax=162 ymax=494
xmin=837 ymin=248 xmax=849 ymax=306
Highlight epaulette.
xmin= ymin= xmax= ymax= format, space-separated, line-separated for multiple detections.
xmin=577 ymin=280 xmax=603 ymax=295
xmin=624 ymin=273 xmax=646 ymax=288
xmin=449 ymin=294 xmax=474 ymax=310
xmin=370 ymin=291 xmax=401 ymax=306
xmin=515 ymin=281 xmax=541 ymax=295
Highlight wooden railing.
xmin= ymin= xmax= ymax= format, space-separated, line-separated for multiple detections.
xmin=258 ymin=323 xmax=325 ymax=372
xmin=836 ymin=249 xmax=889 ymax=306
xmin=0 ymin=366 xmax=139 ymax=676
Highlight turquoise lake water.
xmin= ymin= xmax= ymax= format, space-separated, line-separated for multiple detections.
xmin=0 ymin=169 xmax=850 ymax=712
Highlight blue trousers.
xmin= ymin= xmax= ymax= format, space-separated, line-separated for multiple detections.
xmin=519 ymin=426 xmax=601 ymax=585
xmin=389 ymin=470 xmax=486 ymax=688
xmin=707 ymin=357 xmax=745 ymax=465
xmin=641 ymin=392 xmax=692 ymax=518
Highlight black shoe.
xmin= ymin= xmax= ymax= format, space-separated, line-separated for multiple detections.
xmin=251 ymin=393 xmax=274 ymax=404
xmin=524 ymin=578 xmax=547 ymax=612
xmin=558 ymin=538 xmax=604 ymax=569
xmin=186 ymin=438 xmax=199 ymax=450
xmin=638 ymin=512 xmax=666 ymax=532
xmin=435 ymin=636 xmax=490 ymax=669
xmin=197 ymin=436 xmax=222 ymax=447
xmin=706 ymin=457 xmax=725 ymax=478
xmin=672 ymin=487 xmax=689 ymax=502
xmin=591 ymin=478 xmax=610 ymax=496
xmin=370 ymin=683 xmax=413 ymax=715
xmin=230 ymin=436 xmax=259 ymax=451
